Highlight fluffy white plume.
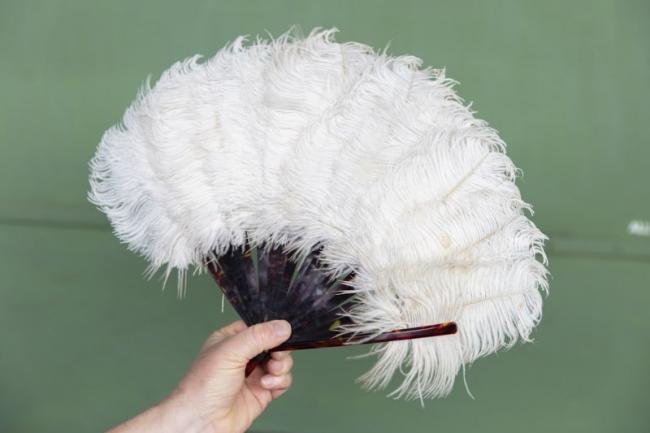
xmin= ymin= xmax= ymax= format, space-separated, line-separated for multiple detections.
xmin=89 ymin=27 xmax=548 ymax=400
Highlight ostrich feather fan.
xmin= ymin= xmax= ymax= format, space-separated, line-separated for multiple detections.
xmin=89 ymin=27 xmax=548 ymax=400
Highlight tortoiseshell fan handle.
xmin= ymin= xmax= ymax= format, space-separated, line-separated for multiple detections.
xmin=245 ymin=352 xmax=273 ymax=377
xmin=244 ymin=322 xmax=457 ymax=377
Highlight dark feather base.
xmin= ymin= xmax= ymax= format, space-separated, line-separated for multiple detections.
xmin=205 ymin=243 xmax=457 ymax=375
xmin=207 ymin=243 xmax=355 ymax=345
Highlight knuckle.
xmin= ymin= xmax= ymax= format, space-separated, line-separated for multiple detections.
xmin=271 ymin=360 xmax=285 ymax=374
xmin=202 ymin=329 xmax=225 ymax=350
xmin=250 ymin=323 xmax=271 ymax=349
xmin=275 ymin=357 xmax=292 ymax=374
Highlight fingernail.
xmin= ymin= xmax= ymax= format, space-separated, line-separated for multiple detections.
xmin=271 ymin=320 xmax=291 ymax=338
xmin=261 ymin=375 xmax=280 ymax=387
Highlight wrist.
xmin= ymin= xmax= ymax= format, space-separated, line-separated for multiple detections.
xmin=154 ymin=392 xmax=213 ymax=433
xmin=105 ymin=401 xmax=191 ymax=433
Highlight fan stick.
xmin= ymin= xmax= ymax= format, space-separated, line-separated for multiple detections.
xmin=275 ymin=322 xmax=457 ymax=350
xmin=244 ymin=322 xmax=457 ymax=376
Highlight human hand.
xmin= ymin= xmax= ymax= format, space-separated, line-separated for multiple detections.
xmin=107 ymin=320 xmax=293 ymax=433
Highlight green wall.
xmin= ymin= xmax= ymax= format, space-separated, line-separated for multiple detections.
xmin=1 ymin=1 xmax=649 ymax=432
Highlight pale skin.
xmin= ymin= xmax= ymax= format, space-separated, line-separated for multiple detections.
xmin=107 ymin=319 xmax=294 ymax=433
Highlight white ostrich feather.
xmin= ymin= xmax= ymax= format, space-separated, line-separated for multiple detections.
xmin=88 ymin=27 xmax=548 ymax=400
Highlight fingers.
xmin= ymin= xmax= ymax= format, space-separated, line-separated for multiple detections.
xmin=266 ymin=353 xmax=293 ymax=375
xmin=270 ymin=350 xmax=290 ymax=361
xmin=259 ymin=351 xmax=293 ymax=398
xmin=271 ymin=386 xmax=291 ymax=399
xmin=215 ymin=320 xmax=292 ymax=370
xmin=260 ymin=372 xmax=292 ymax=391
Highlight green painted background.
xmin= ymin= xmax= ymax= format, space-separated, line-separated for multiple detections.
xmin=1 ymin=1 xmax=649 ymax=432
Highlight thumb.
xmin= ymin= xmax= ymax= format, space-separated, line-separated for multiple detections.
xmin=215 ymin=320 xmax=292 ymax=370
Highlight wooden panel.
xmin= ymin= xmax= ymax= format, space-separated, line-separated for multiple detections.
xmin=1 ymin=1 xmax=649 ymax=432
xmin=1 ymin=0 xmax=649 ymax=244
xmin=1 ymin=224 xmax=649 ymax=433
